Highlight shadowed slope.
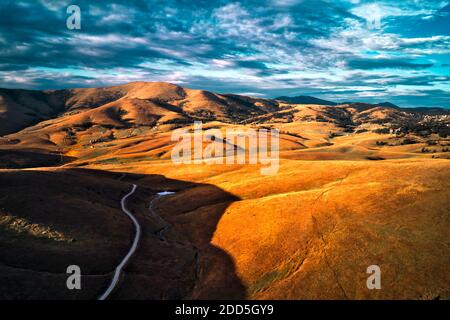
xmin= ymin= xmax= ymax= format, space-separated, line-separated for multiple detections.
xmin=0 ymin=168 xmax=245 ymax=299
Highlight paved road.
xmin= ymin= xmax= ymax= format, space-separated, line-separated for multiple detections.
xmin=98 ymin=184 xmax=140 ymax=300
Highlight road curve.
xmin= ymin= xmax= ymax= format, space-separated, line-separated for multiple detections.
xmin=98 ymin=184 xmax=140 ymax=300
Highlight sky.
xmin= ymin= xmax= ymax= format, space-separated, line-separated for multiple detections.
xmin=0 ymin=0 xmax=449 ymax=108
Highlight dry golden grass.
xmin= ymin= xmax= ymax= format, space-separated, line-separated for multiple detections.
xmin=0 ymin=82 xmax=449 ymax=299
xmin=85 ymin=157 xmax=450 ymax=299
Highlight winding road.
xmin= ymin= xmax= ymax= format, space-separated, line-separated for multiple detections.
xmin=97 ymin=186 xmax=199 ymax=300
xmin=98 ymin=184 xmax=140 ymax=300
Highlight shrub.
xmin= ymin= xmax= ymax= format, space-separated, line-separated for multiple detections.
xmin=373 ymin=128 xmax=390 ymax=134
xmin=401 ymin=138 xmax=418 ymax=145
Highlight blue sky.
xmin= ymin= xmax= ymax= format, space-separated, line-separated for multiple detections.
xmin=0 ymin=0 xmax=449 ymax=108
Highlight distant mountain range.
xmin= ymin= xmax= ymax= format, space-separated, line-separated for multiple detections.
xmin=276 ymin=96 xmax=449 ymax=114
xmin=275 ymin=95 xmax=337 ymax=106
xmin=276 ymin=96 xmax=402 ymax=108
xmin=439 ymin=3 xmax=450 ymax=12
xmin=376 ymin=102 xmax=400 ymax=109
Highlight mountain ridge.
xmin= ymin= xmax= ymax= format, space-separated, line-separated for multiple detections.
xmin=275 ymin=95 xmax=337 ymax=106
xmin=1 ymin=82 xmax=448 ymax=138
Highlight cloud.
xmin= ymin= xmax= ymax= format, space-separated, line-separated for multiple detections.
xmin=0 ymin=0 xmax=448 ymax=108
xmin=347 ymin=58 xmax=434 ymax=70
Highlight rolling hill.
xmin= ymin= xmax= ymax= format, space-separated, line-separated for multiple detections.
xmin=0 ymin=81 xmax=449 ymax=300
xmin=0 ymin=82 xmax=279 ymax=137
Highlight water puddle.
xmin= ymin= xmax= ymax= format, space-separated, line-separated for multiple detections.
xmin=157 ymin=191 xmax=175 ymax=196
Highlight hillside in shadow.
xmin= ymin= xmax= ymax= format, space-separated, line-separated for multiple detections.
xmin=0 ymin=167 xmax=245 ymax=299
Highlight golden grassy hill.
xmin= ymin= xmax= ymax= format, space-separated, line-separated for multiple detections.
xmin=85 ymin=158 xmax=450 ymax=300
xmin=0 ymin=82 xmax=278 ymax=137
xmin=0 ymin=82 xmax=449 ymax=299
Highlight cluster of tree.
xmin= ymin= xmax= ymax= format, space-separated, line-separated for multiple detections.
xmin=74 ymin=119 xmax=93 ymax=131
xmin=190 ymin=109 xmax=218 ymax=121
xmin=373 ymin=128 xmax=390 ymax=134
xmin=392 ymin=119 xmax=449 ymax=138
xmin=421 ymin=147 xmax=437 ymax=153
xmin=161 ymin=117 xmax=192 ymax=125
xmin=401 ymin=138 xmax=419 ymax=145
xmin=422 ymin=147 xmax=449 ymax=153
